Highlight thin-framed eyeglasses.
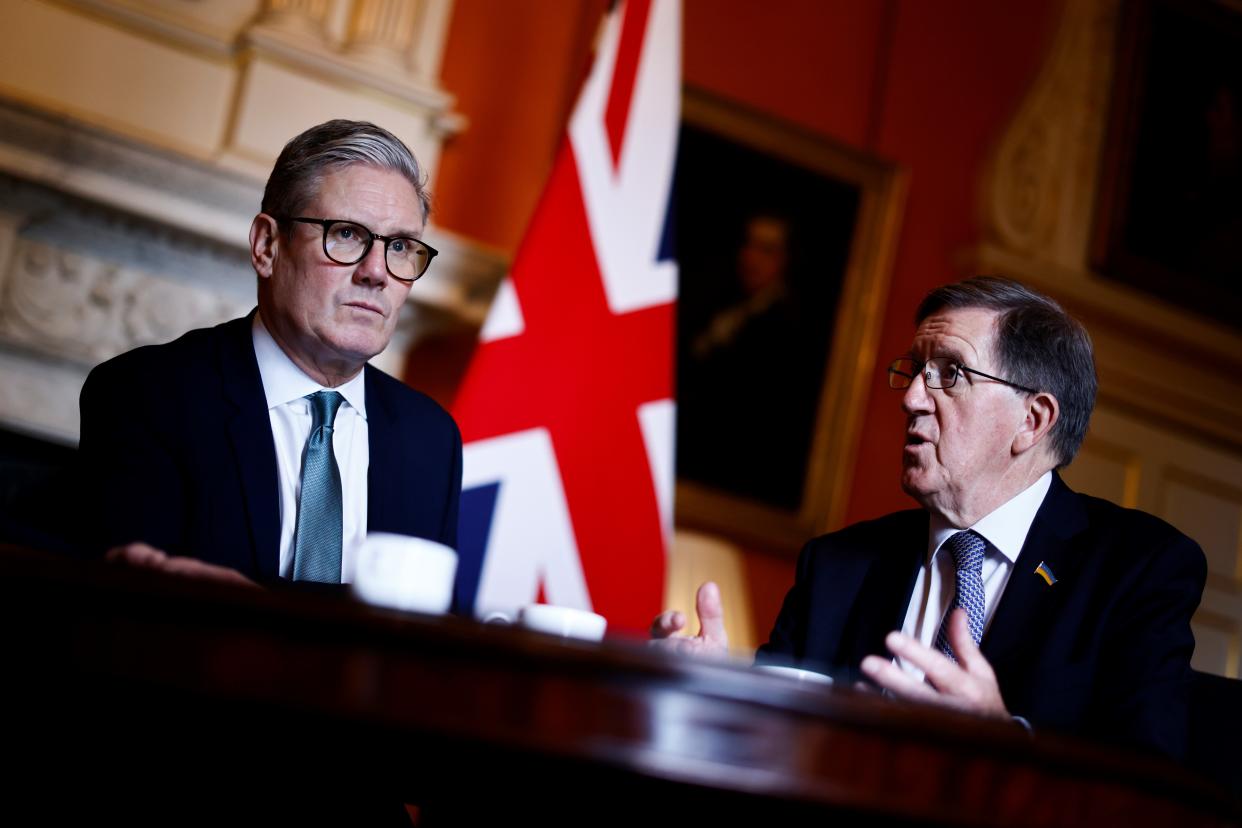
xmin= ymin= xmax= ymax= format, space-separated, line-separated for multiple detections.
xmin=887 ymin=356 xmax=1039 ymax=395
xmin=287 ymin=217 xmax=438 ymax=283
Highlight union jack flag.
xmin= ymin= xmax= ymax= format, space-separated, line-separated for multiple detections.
xmin=450 ymin=0 xmax=680 ymax=634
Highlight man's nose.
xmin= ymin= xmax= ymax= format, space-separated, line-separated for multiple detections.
xmin=901 ymin=371 xmax=934 ymax=415
xmin=353 ymin=241 xmax=389 ymax=286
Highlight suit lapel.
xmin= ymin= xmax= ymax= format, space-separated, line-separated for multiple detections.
xmin=365 ymin=366 xmax=402 ymax=536
xmin=839 ymin=512 xmax=927 ymax=669
xmin=219 ymin=312 xmax=282 ymax=580
xmin=981 ymin=473 xmax=1087 ymax=670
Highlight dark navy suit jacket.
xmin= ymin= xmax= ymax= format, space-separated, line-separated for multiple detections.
xmin=758 ymin=474 xmax=1206 ymax=760
xmin=78 ymin=313 xmax=462 ymax=587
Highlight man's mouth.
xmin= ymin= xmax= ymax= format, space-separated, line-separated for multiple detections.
xmin=344 ymin=301 xmax=385 ymax=316
xmin=905 ymin=433 xmax=933 ymax=447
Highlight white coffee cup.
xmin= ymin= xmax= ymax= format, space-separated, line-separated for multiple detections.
xmin=351 ymin=533 xmax=457 ymax=615
xmin=486 ymin=604 xmax=608 ymax=641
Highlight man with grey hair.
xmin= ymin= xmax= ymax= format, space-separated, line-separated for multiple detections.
xmin=654 ymin=276 xmax=1206 ymax=759
xmin=80 ymin=119 xmax=461 ymax=591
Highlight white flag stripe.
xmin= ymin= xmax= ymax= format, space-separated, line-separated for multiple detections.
xmin=478 ymin=278 xmax=525 ymax=343
xmin=569 ymin=0 xmax=680 ymax=315
xmin=638 ymin=397 xmax=676 ymax=543
xmin=464 ymin=429 xmax=592 ymax=617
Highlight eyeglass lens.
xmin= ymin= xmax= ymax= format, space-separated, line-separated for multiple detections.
xmin=323 ymin=221 xmax=430 ymax=280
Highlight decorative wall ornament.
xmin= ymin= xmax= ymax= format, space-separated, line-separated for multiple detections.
xmin=0 ymin=235 xmax=249 ymax=367
xmin=982 ymin=0 xmax=1120 ymax=266
xmin=246 ymin=0 xmax=459 ymax=117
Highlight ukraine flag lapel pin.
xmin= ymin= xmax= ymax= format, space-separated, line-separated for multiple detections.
xmin=1035 ymin=561 xmax=1058 ymax=586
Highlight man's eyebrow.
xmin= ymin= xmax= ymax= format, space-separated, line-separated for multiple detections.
xmin=335 ymin=218 xmax=424 ymax=238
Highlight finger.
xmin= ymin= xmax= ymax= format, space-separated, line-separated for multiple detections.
xmin=883 ymin=624 xmax=1008 ymax=717
xmin=859 ymin=655 xmax=941 ymax=704
xmin=694 ymin=581 xmax=728 ymax=647
xmin=106 ymin=543 xmax=167 ymax=567
xmin=650 ymin=610 xmax=686 ymax=639
xmin=160 ymin=557 xmax=258 ymax=587
xmin=874 ymin=628 xmax=958 ymax=685
xmin=946 ymin=609 xmax=994 ymax=679
xmin=647 ymin=634 xmax=702 ymax=656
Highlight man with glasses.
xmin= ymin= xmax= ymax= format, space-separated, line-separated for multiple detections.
xmin=654 ymin=276 xmax=1205 ymax=759
xmin=79 ymin=120 xmax=461 ymax=591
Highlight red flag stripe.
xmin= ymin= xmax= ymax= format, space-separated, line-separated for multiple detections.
xmin=603 ymin=0 xmax=653 ymax=170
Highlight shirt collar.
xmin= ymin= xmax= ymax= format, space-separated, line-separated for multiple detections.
xmin=927 ymin=471 xmax=1052 ymax=564
xmin=252 ymin=312 xmax=367 ymax=418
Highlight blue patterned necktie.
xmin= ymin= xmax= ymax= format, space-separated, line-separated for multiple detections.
xmin=291 ymin=390 xmax=345 ymax=583
xmin=935 ymin=530 xmax=987 ymax=662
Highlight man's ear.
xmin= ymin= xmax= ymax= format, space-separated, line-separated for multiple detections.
xmin=1013 ymin=391 xmax=1059 ymax=457
xmin=250 ymin=214 xmax=280 ymax=280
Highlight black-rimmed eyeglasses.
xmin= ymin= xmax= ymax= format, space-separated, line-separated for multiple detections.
xmin=287 ymin=217 xmax=438 ymax=283
xmin=887 ymin=356 xmax=1039 ymax=395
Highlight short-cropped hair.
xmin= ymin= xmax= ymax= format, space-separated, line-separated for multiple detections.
xmin=261 ymin=119 xmax=430 ymax=225
xmin=916 ymin=276 xmax=1097 ymax=467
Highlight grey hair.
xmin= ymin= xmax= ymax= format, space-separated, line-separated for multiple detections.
xmin=261 ymin=119 xmax=430 ymax=224
xmin=916 ymin=276 xmax=1097 ymax=468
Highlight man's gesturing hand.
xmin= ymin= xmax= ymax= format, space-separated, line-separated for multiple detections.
xmin=860 ymin=609 xmax=1009 ymax=719
xmin=649 ymin=581 xmax=729 ymax=658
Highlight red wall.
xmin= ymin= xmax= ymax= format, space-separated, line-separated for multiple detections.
xmin=435 ymin=0 xmax=608 ymax=252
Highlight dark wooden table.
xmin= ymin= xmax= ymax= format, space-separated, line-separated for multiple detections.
xmin=1 ymin=546 xmax=1235 ymax=826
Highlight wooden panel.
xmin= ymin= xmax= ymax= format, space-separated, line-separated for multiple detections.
xmin=1061 ymin=439 xmax=1140 ymax=508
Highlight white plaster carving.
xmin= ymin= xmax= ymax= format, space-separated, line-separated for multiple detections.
xmin=0 ymin=350 xmax=86 ymax=444
xmin=982 ymin=0 xmax=1120 ymax=267
xmin=245 ymin=0 xmax=459 ymax=116
xmin=0 ymin=236 xmax=249 ymax=367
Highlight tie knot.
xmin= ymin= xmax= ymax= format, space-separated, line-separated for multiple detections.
xmin=946 ymin=530 xmax=986 ymax=574
xmin=308 ymin=390 xmax=344 ymax=430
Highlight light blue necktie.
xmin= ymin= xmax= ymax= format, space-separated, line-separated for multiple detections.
xmin=935 ymin=530 xmax=987 ymax=663
xmin=291 ymin=390 xmax=344 ymax=583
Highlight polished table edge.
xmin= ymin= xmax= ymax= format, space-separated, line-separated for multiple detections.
xmin=1 ymin=544 xmax=1237 ymax=825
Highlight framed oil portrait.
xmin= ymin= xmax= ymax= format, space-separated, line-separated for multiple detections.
xmin=674 ymin=89 xmax=906 ymax=552
xmin=1091 ymin=0 xmax=1242 ymax=328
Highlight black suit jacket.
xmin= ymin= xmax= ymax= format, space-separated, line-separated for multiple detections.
xmin=758 ymin=474 xmax=1207 ymax=760
xmin=78 ymin=313 xmax=462 ymax=587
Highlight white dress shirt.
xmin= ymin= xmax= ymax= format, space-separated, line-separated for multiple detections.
xmin=252 ymin=313 xmax=369 ymax=583
xmin=898 ymin=471 xmax=1053 ymax=680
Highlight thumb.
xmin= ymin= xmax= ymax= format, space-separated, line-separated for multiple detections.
xmin=695 ymin=581 xmax=728 ymax=646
